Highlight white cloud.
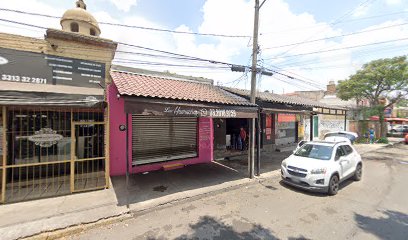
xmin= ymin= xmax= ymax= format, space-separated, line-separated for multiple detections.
xmin=1 ymin=0 xmax=408 ymax=93
xmin=385 ymin=0 xmax=402 ymax=5
xmin=352 ymin=4 xmax=371 ymax=17
xmin=108 ymin=0 xmax=137 ymax=12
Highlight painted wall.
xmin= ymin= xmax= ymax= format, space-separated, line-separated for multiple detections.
xmin=108 ymin=83 xmax=214 ymax=176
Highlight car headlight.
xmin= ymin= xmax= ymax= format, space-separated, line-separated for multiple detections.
xmin=281 ymin=161 xmax=287 ymax=168
xmin=311 ymin=168 xmax=327 ymax=174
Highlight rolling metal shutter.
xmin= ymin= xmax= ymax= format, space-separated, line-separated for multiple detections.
xmin=132 ymin=116 xmax=198 ymax=165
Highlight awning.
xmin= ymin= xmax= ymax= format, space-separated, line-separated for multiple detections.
xmin=0 ymin=82 xmax=104 ymax=107
xmin=123 ymin=97 xmax=258 ymax=118
xmin=0 ymin=91 xmax=104 ymax=107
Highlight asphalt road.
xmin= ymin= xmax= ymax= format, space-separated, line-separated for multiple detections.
xmin=67 ymin=144 xmax=408 ymax=240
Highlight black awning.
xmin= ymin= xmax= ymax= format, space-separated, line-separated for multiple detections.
xmin=0 ymin=90 xmax=105 ymax=108
xmin=123 ymin=96 xmax=258 ymax=118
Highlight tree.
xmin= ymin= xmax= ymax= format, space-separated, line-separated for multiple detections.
xmin=337 ymin=56 xmax=408 ymax=137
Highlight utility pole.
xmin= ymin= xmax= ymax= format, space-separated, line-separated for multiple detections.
xmin=249 ymin=0 xmax=261 ymax=179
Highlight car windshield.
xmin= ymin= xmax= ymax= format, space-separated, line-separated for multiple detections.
xmin=294 ymin=144 xmax=333 ymax=160
xmin=324 ymin=133 xmax=356 ymax=141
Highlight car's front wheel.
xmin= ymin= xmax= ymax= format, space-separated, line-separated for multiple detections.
xmin=328 ymin=175 xmax=339 ymax=195
xmin=353 ymin=164 xmax=362 ymax=181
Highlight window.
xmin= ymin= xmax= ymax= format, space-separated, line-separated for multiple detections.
xmin=294 ymin=144 xmax=333 ymax=160
xmin=335 ymin=147 xmax=346 ymax=160
xmin=70 ymin=22 xmax=79 ymax=32
xmin=90 ymin=28 xmax=96 ymax=36
xmin=342 ymin=145 xmax=353 ymax=155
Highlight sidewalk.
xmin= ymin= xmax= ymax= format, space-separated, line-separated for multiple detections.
xmin=0 ymin=140 xmax=401 ymax=240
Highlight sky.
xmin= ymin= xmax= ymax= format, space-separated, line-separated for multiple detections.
xmin=0 ymin=0 xmax=407 ymax=94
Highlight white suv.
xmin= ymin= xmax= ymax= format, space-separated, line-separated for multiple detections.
xmin=281 ymin=141 xmax=362 ymax=195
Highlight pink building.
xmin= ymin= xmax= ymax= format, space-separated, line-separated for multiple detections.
xmin=107 ymin=70 xmax=258 ymax=176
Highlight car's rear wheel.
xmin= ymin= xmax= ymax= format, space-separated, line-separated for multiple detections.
xmin=354 ymin=164 xmax=362 ymax=181
xmin=328 ymin=175 xmax=339 ymax=195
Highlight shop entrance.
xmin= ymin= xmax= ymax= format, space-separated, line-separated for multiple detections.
xmin=0 ymin=107 xmax=108 ymax=204
xmin=213 ymin=118 xmax=249 ymax=160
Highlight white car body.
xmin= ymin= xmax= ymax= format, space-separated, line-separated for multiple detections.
xmin=323 ymin=131 xmax=358 ymax=144
xmin=281 ymin=141 xmax=362 ymax=195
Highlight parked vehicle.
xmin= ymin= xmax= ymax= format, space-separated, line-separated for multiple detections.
xmin=323 ymin=131 xmax=358 ymax=144
xmin=405 ymin=133 xmax=408 ymax=144
xmin=389 ymin=125 xmax=408 ymax=134
xmin=281 ymin=141 xmax=362 ymax=195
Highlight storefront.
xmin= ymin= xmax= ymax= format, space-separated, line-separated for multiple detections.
xmin=108 ymin=70 xmax=258 ymax=176
xmin=0 ymin=28 xmax=116 ymax=203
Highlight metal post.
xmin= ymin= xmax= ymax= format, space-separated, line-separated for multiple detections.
xmin=126 ymin=114 xmax=129 ymax=189
xmin=2 ymin=106 xmax=7 ymax=203
xmin=344 ymin=111 xmax=347 ymax=131
xmin=310 ymin=114 xmax=314 ymax=141
xmin=256 ymin=111 xmax=261 ymax=176
xmin=249 ymin=0 xmax=260 ymax=179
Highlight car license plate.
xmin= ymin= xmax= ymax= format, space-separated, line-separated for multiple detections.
xmin=291 ymin=178 xmax=300 ymax=183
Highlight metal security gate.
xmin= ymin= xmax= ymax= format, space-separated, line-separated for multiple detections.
xmin=132 ymin=116 xmax=197 ymax=165
xmin=0 ymin=106 xmax=108 ymax=204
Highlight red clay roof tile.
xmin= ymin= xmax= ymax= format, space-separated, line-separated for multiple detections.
xmin=111 ymin=71 xmax=254 ymax=106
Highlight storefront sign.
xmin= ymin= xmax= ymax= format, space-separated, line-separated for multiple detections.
xmin=0 ymin=47 xmax=105 ymax=88
xmin=124 ymin=99 xmax=257 ymax=118
xmin=28 ymin=128 xmax=63 ymax=147
xmin=163 ymin=106 xmax=237 ymax=118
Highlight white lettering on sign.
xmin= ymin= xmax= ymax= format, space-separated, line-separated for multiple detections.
xmin=1 ymin=74 xmax=47 ymax=84
xmin=210 ymin=109 xmax=237 ymax=118
xmin=28 ymin=128 xmax=63 ymax=148
xmin=80 ymin=61 xmax=102 ymax=67
xmin=81 ymin=73 xmax=102 ymax=78
xmin=48 ymin=63 xmax=73 ymax=69
xmin=163 ymin=106 xmax=237 ymax=117
xmin=53 ymin=70 xmax=73 ymax=75
xmin=53 ymin=76 xmax=72 ymax=81
xmin=78 ymin=67 xmax=102 ymax=73
xmin=45 ymin=56 xmax=73 ymax=63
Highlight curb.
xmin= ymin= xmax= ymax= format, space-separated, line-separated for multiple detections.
xmin=24 ymin=169 xmax=281 ymax=240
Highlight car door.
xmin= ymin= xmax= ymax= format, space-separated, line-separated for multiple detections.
xmin=340 ymin=145 xmax=354 ymax=177
xmin=335 ymin=146 xmax=352 ymax=179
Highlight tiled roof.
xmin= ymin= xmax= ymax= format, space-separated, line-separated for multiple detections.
xmin=111 ymin=71 xmax=255 ymax=106
xmin=223 ymin=87 xmax=341 ymax=109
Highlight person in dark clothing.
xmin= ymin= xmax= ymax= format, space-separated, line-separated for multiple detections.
xmin=240 ymin=127 xmax=247 ymax=151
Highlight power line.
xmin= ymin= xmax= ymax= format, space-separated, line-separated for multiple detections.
xmin=0 ymin=8 xmax=250 ymax=38
xmin=263 ymin=37 xmax=408 ymax=60
xmin=263 ymin=22 xmax=408 ymax=50
xmin=271 ymin=0 xmax=377 ymax=58
xmin=276 ymin=44 xmax=408 ymax=68
xmin=260 ymin=10 xmax=408 ymax=35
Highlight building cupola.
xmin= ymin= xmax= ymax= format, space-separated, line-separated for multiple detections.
xmin=60 ymin=0 xmax=101 ymax=37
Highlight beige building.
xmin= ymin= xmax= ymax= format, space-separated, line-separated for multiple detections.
xmin=0 ymin=0 xmax=117 ymax=204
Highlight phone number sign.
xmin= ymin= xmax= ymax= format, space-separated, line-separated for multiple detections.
xmin=0 ymin=47 xmax=105 ymax=88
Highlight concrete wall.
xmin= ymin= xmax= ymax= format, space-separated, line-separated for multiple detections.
xmin=107 ymin=83 xmax=214 ymax=176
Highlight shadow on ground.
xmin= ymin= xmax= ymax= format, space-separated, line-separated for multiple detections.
xmin=355 ymin=210 xmax=408 ymax=240
xmin=111 ymin=162 xmax=248 ymax=207
xmin=174 ymin=216 xmax=278 ymax=240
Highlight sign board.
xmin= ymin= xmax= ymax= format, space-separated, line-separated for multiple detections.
xmin=0 ymin=47 xmax=105 ymax=88
xmin=124 ymin=99 xmax=258 ymax=118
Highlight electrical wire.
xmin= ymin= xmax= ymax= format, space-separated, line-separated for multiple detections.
xmin=260 ymin=10 xmax=408 ymax=35
xmin=263 ymin=37 xmax=408 ymax=60
xmin=0 ymin=8 xmax=250 ymax=38
xmin=262 ymin=21 xmax=408 ymax=50
xmin=271 ymin=0 xmax=377 ymax=58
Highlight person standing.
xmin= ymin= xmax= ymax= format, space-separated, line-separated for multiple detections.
xmin=369 ymin=127 xmax=375 ymax=144
xmin=239 ymin=127 xmax=247 ymax=151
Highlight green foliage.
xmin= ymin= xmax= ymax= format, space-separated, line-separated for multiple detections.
xmin=376 ymin=137 xmax=389 ymax=144
xmin=337 ymin=56 xmax=408 ymax=105
xmin=396 ymin=99 xmax=408 ymax=107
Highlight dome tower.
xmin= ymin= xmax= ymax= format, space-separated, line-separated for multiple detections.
xmin=60 ymin=0 xmax=101 ymax=37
